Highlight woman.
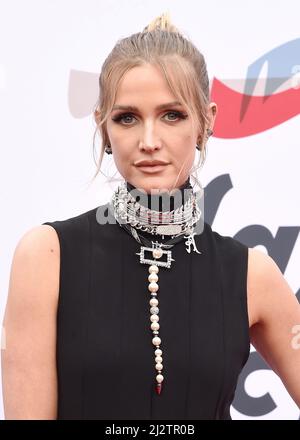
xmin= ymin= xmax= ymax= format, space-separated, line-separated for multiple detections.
xmin=2 ymin=12 xmax=300 ymax=420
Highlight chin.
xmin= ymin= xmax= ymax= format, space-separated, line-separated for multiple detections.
xmin=131 ymin=176 xmax=176 ymax=194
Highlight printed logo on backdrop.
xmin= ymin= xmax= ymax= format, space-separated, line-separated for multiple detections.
xmin=203 ymin=38 xmax=300 ymax=419
xmin=68 ymin=38 xmax=300 ymax=419
xmin=206 ymin=38 xmax=300 ymax=418
xmin=211 ymin=38 xmax=300 ymax=137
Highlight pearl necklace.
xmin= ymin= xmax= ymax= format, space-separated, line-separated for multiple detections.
xmin=109 ymin=182 xmax=203 ymax=395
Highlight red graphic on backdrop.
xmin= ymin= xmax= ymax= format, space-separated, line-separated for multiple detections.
xmin=211 ymin=77 xmax=300 ymax=139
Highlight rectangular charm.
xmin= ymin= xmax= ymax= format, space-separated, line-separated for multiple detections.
xmin=136 ymin=246 xmax=174 ymax=268
xmin=156 ymin=224 xmax=182 ymax=236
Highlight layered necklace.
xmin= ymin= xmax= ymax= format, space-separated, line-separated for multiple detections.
xmin=109 ymin=179 xmax=203 ymax=395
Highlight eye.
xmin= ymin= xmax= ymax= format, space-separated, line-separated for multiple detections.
xmin=111 ymin=111 xmax=188 ymax=125
xmin=164 ymin=111 xmax=188 ymax=122
xmin=112 ymin=113 xmax=135 ymax=125
xmin=111 ymin=113 xmax=136 ymax=125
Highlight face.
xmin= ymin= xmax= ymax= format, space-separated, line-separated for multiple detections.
xmin=105 ymin=63 xmax=217 ymax=194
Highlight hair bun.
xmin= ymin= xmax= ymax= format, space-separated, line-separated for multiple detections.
xmin=142 ymin=11 xmax=180 ymax=33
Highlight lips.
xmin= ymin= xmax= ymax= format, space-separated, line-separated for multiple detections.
xmin=135 ymin=159 xmax=170 ymax=173
xmin=135 ymin=163 xmax=169 ymax=173
xmin=135 ymin=160 xmax=169 ymax=167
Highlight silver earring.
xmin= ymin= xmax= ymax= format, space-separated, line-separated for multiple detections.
xmin=105 ymin=144 xmax=112 ymax=154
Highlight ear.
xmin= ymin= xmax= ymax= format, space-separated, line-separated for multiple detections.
xmin=207 ymin=102 xmax=218 ymax=130
xmin=197 ymin=103 xmax=218 ymax=142
xmin=198 ymin=102 xmax=218 ymax=142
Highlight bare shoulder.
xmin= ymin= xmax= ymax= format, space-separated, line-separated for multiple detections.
xmin=5 ymin=224 xmax=61 ymax=305
xmin=1 ymin=225 xmax=60 ymax=419
xmin=247 ymin=246 xmax=278 ymax=306
xmin=247 ymin=247 xmax=298 ymax=327
xmin=7 ymin=224 xmax=60 ymax=307
xmin=15 ymin=224 xmax=60 ymax=258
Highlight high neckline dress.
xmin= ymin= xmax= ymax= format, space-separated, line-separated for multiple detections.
xmin=42 ymin=182 xmax=249 ymax=420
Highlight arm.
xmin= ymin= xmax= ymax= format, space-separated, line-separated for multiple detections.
xmin=248 ymin=247 xmax=300 ymax=408
xmin=1 ymin=225 xmax=60 ymax=419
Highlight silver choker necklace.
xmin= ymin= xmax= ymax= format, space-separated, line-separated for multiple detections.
xmin=111 ymin=181 xmax=202 ymax=238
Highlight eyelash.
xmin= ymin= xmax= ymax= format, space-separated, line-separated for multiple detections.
xmin=112 ymin=111 xmax=188 ymax=125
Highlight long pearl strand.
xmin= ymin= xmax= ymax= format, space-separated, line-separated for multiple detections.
xmin=148 ymin=253 xmax=164 ymax=395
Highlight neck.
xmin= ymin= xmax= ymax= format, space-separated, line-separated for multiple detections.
xmin=126 ymin=177 xmax=193 ymax=212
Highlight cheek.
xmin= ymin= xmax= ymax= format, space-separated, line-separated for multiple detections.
xmin=173 ymin=139 xmax=195 ymax=161
xmin=109 ymin=143 xmax=133 ymax=177
xmin=173 ymin=144 xmax=196 ymax=174
xmin=106 ymin=129 xmax=131 ymax=160
xmin=112 ymin=150 xmax=129 ymax=172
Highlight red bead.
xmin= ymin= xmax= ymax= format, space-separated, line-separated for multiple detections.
xmin=156 ymin=383 xmax=162 ymax=395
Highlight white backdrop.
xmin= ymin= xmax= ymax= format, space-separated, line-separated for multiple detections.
xmin=0 ymin=0 xmax=299 ymax=420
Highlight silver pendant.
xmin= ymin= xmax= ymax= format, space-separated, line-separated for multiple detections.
xmin=184 ymin=232 xmax=202 ymax=254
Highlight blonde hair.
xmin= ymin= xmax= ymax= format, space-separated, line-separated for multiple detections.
xmin=91 ymin=11 xmax=212 ymax=190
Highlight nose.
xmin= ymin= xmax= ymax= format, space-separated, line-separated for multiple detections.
xmin=138 ymin=125 xmax=162 ymax=152
xmin=139 ymin=142 xmax=162 ymax=153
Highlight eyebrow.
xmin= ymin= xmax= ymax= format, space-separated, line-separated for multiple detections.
xmin=112 ymin=101 xmax=183 ymax=111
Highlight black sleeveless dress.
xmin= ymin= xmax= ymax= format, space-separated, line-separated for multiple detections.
xmin=42 ymin=197 xmax=250 ymax=420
